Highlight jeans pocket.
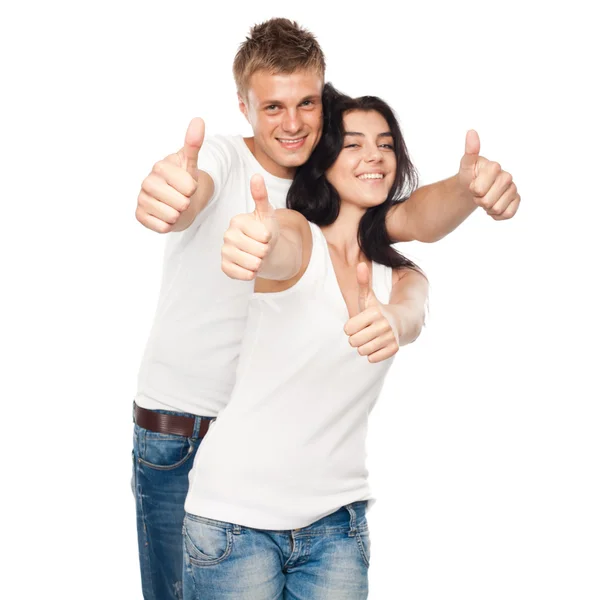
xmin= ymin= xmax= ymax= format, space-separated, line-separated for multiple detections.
xmin=136 ymin=429 xmax=196 ymax=470
xmin=183 ymin=514 xmax=233 ymax=566
xmin=355 ymin=529 xmax=371 ymax=568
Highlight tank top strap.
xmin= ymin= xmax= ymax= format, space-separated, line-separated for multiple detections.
xmin=306 ymin=221 xmax=333 ymax=284
xmin=307 ymin=221 xmax=327 ymax=251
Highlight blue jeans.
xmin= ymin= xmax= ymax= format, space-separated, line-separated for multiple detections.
xmin=182 ymin=502 xmax=370 ymax=599
xmin=132 ymin=407 xmax=213 ymax=600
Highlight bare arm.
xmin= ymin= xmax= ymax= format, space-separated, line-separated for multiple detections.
xmin=345 ymin=264 xmax=429 ymax=363
xmin=221 ymin=175 xmax=311 ymax=284
xmin=386 ymin=131 xmax=521 ymax=243
xmin=387 ymin=175 xmax=474 ymax=243
xmin=383 ymin=268 xmax=429 ymax=345
xmin=256 ymin=209 xmax=311 ymax=282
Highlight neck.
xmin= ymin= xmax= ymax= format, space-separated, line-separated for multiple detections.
xmin=320 ymin=202 xmax=367 ymax=265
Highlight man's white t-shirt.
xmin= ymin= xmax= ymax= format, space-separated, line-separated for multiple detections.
xmin=135 ymin=135 xmax=292 ymax=417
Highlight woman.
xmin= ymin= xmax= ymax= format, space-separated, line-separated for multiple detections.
xmin=182 ymin=84 xmax=429 ymax=599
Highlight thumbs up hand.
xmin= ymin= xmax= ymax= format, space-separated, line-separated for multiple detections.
xmin=136 ymin=118 xmax=205 ymax=233
xmin=458 ymin=130 xmax=521 ymax=220
xmin=344 ymin=263 xmax=401 ymax=364
xmin=222 ymin=174 xmax=279 ymax=281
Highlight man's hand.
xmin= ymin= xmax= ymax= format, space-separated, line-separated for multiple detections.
xmin=458 ymin=130 xmax=521 ymax=220
xmin=221 ymin=174 xmax=279 ymax=281
xmin=136 ymin=118 xmax=205 ymax=233
xmin=344 ymin=263 xmax=402 ymax=364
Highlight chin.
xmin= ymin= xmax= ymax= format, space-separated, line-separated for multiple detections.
xmin=278 ymin=152 xmax=311 ymax=167
xmin=363 ymin=197 xmax=388 ymax=209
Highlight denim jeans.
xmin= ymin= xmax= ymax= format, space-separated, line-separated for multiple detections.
xmin=182 ymin=502 xmax=370 ymax=600
xmin=132 ymin=406 xmax=213 ymax=600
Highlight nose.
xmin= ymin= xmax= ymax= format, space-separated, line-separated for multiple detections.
xmin=364 ymin=144 xmax=384 ymax=163
xmin=281 ymin=109 xmax=301 ymax=134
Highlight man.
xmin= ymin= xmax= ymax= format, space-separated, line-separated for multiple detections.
xmin=132 ymin=17 xmax=520 ymax=600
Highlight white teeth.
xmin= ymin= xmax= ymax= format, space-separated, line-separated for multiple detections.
xmin=358 ymin=173 xmax=384 ymax=180
xmin=279 ymin=139 xmax=303 ymax=143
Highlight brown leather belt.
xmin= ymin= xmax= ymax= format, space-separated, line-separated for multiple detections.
xmin=134 ymin=403 xmax=212 ymax=438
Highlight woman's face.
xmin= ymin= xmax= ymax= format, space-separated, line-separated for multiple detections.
xmin=325 ymin=110 xmax=396 ymax=210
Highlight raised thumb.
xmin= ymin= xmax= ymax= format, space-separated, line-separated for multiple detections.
xmin=250 ymin=174 xmax=272 ymax=219
xmin=460 ymin=129 xmax=481 ymax=174
xmin=182 ymin=117 xmax=205 ymax=175
xmin=357 ymin=262 xmax=372 ymax=312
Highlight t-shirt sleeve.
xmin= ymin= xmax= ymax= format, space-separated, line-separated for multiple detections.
xmin=196 ymin=135 xmax=234 ymax=210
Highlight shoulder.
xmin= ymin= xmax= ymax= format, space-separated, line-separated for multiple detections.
xmin=274 ymin=209 xmax=313 ymax=265
xmin=197 ymin=135 xmax=246 ymax=191
xmin=255 ymin=212 xmax=315 ymax=293
xmin=273 ymin=208 xmax=310 ymax=232
xmin=391 ymin=266 xmax=428 ymax=291
xmin=391 ymin=267 xmax=406 ymax=286
xmin=199 ymin=134 xmax=242 ymax=160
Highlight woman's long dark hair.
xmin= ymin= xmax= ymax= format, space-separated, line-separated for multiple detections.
xmin=287 ymin=83 xmax=419 ymax=271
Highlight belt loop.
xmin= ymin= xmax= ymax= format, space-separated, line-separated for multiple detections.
xmin=346 ymin=503 xmax=358 ymax=536
xmin=232 ymin=524 xmax=242 ymax=535
xmin=192 ymin=416 xmax=201 ymax=439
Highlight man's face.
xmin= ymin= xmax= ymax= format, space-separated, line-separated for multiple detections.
xmin=239 ymin=69 xmax=324 ymax=179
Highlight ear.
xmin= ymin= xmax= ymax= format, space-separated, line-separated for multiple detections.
xmin=238 ymin=92 xmax=249 ymax=122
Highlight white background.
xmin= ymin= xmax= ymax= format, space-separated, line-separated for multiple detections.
xmin=2 ymin=1 xmax=599 ymax=598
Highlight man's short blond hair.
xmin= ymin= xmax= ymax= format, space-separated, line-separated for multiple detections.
xmin=233 ymin=18 xmax=326 ymax=98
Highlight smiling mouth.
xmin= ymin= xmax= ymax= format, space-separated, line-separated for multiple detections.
xmin=277 ymin=136 xmax=308 ymax=149
xmin=357 ymin=173 xmax=385 ymax=181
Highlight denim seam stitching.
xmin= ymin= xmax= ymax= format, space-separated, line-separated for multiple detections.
xmin=184 ymin=524 xmax=234 ymax=567
xmin=185 ymin=514 xmax=234 ymax=529
xmin=293 ymin=524 xmax=363 ymax=537
xmin=137 ymin=442 xmax=195 ymax=471
xmin=355 ymin=531 xmax=370 ymax=568
xmin=134 ymin=458 xmax=158 ymax=599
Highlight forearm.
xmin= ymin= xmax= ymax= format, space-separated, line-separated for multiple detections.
xmin=256 ymin=209 xmax=304 ymax=281
xmin=171 ymin=171 xmax=215 ymax=232
xmin=258 ymin=227 xmax=303 ymax=280
xmin=387 ymin=175 xmax=476 ymax=243
xmin=385 ymin=270 xmax=429 ymax=344
xmin=170 ymin=197 xmax=202 ymax=232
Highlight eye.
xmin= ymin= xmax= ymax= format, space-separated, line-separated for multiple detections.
xmin=300 ymin=100 xmax=314 ymax=107
xmin=265 ymin=105 xmax=279 ymax=112
xmin=379 ymin=143 xmax=394 ymax=150
xmin=344 ymin=143 xmax=360 ymax=149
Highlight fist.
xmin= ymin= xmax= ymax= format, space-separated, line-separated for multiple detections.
xmin=344 ymin=263 xmax=400 ymax=364
xmin=135 ymin=118 xmax=205 ymax=233
xmin=459 ymin=130 xmax=521 ymax=221
xmin=221 ymin=174 xmax=278 ymax=281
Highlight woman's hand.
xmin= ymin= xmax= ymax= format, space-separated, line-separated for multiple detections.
xmin=221 ymin=175 xmax=279 ymax=281
xmin=344 ymin=263 xmax=425 ymax=363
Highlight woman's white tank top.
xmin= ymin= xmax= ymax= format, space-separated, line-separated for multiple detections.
xmin=185 ymin=222 xmax=395 ymax=530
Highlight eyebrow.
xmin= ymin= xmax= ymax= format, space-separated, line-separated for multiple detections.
xmin=344 ymin=131 xmax=393 ymax=138
xmin=261 ymin=95 xmax=320 ymax=107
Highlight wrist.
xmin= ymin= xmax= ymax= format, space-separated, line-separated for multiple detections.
xmin=452 ymin=173 xmax=476 ymax=204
